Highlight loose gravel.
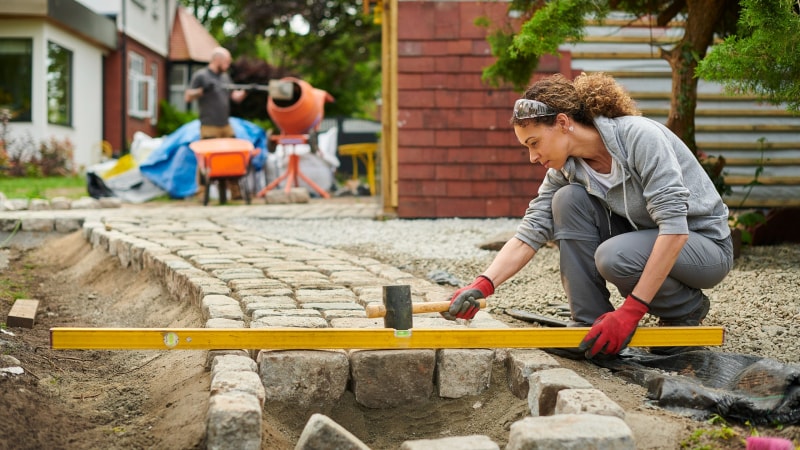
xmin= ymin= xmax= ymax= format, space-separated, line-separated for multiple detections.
xmin=236 ymin=216 xmax=800 ymax=365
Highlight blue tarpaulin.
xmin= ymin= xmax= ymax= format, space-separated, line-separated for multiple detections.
xmin=138 ymin=118 xmax=267 ymax=199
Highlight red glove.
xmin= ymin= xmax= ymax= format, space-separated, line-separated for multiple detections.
xmin=442 ymin=275 xmax=494 ymax=320
xmin=578 ymin=294 xmax=649 ymax=357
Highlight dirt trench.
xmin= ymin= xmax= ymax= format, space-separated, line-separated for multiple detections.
xmin=2 ymin=231 xmax=790 ymax=450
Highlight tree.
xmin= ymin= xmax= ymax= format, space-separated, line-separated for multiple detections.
xmin=696 ymin=0 xmax=800 ymax=113
xmin=179 ymin=0 xmax=382 ymax=120
xmin=481 ymin=0 xmax=740 ymax=153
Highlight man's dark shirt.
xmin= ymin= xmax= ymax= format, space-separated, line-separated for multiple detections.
xmin=189 ymin=68 xmax=232 ymax=127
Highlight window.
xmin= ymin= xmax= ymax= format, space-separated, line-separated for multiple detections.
xmin=0 ymin=39 xmax=33 ymax=122
xmin=169 ymin=64 xmax=188 ymax=111
xmin=47 ymin=41 xmax=72 ymax=126
xmin=128 ymin=52 xmax=155 ymax=119
xmin=149 ymin=62 xmax=158 ymax=125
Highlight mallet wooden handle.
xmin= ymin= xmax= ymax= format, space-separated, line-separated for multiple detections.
xmin=365 ymin=299 xmax=487 ymax=318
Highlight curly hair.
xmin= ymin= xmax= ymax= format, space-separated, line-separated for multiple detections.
xmin=511 ymin=72 xmax=640 ymax=127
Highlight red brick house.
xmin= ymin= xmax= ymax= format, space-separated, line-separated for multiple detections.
xmin=98 ymin=2 xmax=218 ymax=154
xmin=393 ymin=1 xmax=569 ymax=218
xmin=389 ymin=1 xmax=800 ymax=218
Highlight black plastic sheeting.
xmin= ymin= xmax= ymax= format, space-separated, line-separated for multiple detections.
xmin=591 ymin=349 xmax=800 ymax=425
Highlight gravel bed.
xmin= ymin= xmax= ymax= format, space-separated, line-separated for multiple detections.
xmin=238 ymin=216 xmax=800 ymax=365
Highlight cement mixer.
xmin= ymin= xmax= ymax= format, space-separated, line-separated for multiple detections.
xmin=268 ymin=77 xmax=334 ymax=138
xmin=257 ymin=77 xmax=335 ymax=198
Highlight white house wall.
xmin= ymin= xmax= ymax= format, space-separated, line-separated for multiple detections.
xmin=44 ymin=23 xmax=106 ymax=170
xmin=79 ymin=0 xmax=174 ymax=57
xmin=0 ymin=18 xmax=106 ymax=171
xmin=0 ymin=19 xmax=46 ymax=162
xmin=75 ymin=0 xmax=122 ymax=16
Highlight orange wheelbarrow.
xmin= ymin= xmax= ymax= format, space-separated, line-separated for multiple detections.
xmin=188 ymin=138 xmax=258 ymax=206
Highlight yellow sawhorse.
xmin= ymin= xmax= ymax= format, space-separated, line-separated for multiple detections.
xmin=338 ymin=142 xmax=378 ymax=195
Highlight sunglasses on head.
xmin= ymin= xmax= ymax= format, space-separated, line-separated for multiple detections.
xmin=513 ymin=99 xmax=557 ymax=120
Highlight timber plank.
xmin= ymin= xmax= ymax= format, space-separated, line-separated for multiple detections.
xmin=7 ymin=299 xmax=39 ymax=329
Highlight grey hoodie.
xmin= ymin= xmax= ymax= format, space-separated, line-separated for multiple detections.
xmin=515 ymin=115 xmax=731 ymax=251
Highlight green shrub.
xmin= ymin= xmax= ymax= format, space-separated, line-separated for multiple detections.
xmin=156 ymin=100 xmax=197 ymax=136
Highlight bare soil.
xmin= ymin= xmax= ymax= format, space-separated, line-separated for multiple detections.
xmin=1 ymin=232 xmax=797 ymax=449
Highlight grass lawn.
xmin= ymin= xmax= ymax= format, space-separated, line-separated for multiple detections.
xmin=0 ymin=175 xmax=87 ymax=200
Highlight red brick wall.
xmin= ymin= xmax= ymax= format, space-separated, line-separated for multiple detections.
xmin=103 ymin=47 xmax=123 ymax=152
xmin=103 ymin=36 xmax=167 ymax=154
xmin=395 ymin=1 xmax=568 ymax=218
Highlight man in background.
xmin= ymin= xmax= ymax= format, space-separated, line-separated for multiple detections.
xmin=184 ymin=47 xmax=246 ymax=199
xmin=184 ymin=46 xmax=246 ymax=139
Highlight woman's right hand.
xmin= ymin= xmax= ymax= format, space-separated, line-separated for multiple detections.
xmin=441 ymin=275 xmax=494 ymax=320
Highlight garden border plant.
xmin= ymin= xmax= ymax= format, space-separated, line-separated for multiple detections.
xmin=700 ymin=137 xmax=769 ymax=248
xmin=1 ymin=112 xmax=76 ymax=179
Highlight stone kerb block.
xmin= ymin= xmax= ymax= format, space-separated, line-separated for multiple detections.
xmin=206 ymin=318 xmax=245 ymax=329
xmin=239 ymin=295 xmax=297 ymax=312
xmin=328 ymin=317 xmax=384 ymax=328
xmin=301 ymin=303 xmax=364 ymax=312
xmin=295 ymin=414 xmax=371 ymax=450
xmin=202 ymin=295 xmax=244 ymax=321
xmin=288 ymin=187 xmax=310 ymax=203
xmin=350 ymin=349 xmax=435 ymax=408
xmin=251 ymin=316 xmax=328 ymax=328
xmin=528 ymin=368 xmax=593 ymax=416
xmin=89 ymin=226 xmax=111 ymax=250
xmin=320 ymin=309 xmax=366 ymax=320
xmin=329 ymin=271 xmax=383 ymax=286
xmin=436 ymin=349 xmax=494 ymax=398
xmin=212 ymin=268 xmax=265 ymax=283
xmin=265 ymin=190 xmax=290 ymax=204
xmin=554 ymin=388 xmax=626 ymax=419
xmin=128 ymin=241 xmax=166 ymax=272
xmin=251 ymin=309 xmax=322 ymax=320
xmin=81 ymin=221 xmax=103 ymax=239
xmin=71 ymin=196 xmax=101 ymax=209
xmin=229 ymin=278 xmax=289 ymax=291
xmin=295 ymin=288 xmax=357 ymax=304
xmin=54 ymin=217 xmax=82 ymax=232
xmin=194 ymin=279 xmax=233 ymax=303
xmin=28 ymin=198 xmax=50 ymax=211
xmin=206 ymin=391 xmax=262 ymax=450
xmin=5 ymin=198 xmax=28 ymax=210
xmin=50 ymin=197 xmax=71 ymax=210
xmin=211 ymin=354 xmax=258 ymax=376
xmin=256 ymin=350 xmax=349 ymax=409
xmin=506 ymin=414 xmax=635 ymax=450
xmin=210 ymin=370 xmax=266 ymax=408
xmin=98 ymin=197 xmax=122 ymax=208
xmin=105 ymin=230 xmax=125 ymax=256
xmin=110 ymin=235 xmax=134 ymax=268
xmin=505 ymin=349 xmax=561 ymax=399
xmin=143 ymin=251 xmax=184 ymax=278
xmin=205 ymin=348 xmax=249 ymax=371
xmin=163 ymin=270 xmax=195 ymax=302
xmin=169 ymin=267 xmax=211 ymax=304
xmin=400 ymin=435 xmax=500 ymax=450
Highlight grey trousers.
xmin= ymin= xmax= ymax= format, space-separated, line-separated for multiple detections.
xmin=552 ymin=184 xmax=734 ymax=324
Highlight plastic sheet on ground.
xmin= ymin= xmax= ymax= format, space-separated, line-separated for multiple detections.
xmin=139 ymin=118 xmax=267 ymax=199
xmin=591 ymin=348 xmax=800 ymax=425
xmin=86 ymin=118 xmax=267 ymax=201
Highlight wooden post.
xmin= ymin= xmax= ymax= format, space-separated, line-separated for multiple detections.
xmin=380 ymin=0 xmax=398 ymax=215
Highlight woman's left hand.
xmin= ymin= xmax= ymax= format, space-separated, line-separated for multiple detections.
xmin=578 ymin=294 xmax=650 ymax=357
